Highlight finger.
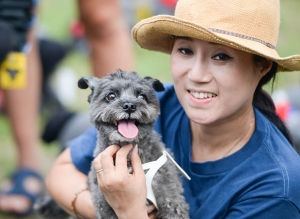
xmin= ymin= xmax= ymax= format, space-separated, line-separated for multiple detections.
xmin=101 ymin=145 xmax=121 ymax=172
xmin=95 ymin=145 xmax=120 ymax=173
xmin=93 ymin=153 xmax=103 ymax=172
xmin=130 ymin=145 xmax=144 ymax=176
xmin=115 ymin=144 xmax=133 ymax=172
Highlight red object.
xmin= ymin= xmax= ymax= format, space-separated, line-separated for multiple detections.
xmin=160 ymin=0 xmax=177 ymax=9
xmin=70 ymin=20 xmax=85 ymax=39
xmin=275 ymin=101 xmax=291 ymax=122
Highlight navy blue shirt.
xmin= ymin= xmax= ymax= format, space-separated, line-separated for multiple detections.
xmin=70 ymin=84 xmax=300 ymax=218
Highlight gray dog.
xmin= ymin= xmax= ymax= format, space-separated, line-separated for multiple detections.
xmin=80 ymin=70 xmax=189 ymax=219
xmin=36 ymin=70 xmax=189 ymax=219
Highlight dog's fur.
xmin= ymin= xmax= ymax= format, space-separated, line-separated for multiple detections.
xmin=37 ymin=70 xmax=189 ymax=219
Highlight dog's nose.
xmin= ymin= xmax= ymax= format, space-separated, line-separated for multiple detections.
xmin=122 ymin=102 xmax=136 ymax=113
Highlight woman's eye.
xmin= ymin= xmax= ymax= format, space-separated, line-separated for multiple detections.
xmin=106 ymin=93 xmax=116 ymax=101
xmin=212 ymin=53 xmax=233 ymax=61
xmin=178 ymin=48 xmax=193 ymax=55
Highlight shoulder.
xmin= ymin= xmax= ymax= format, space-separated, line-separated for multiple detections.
xmin=253 ymin=108 xmax=300 ymax=207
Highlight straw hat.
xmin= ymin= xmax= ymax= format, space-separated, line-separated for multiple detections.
xmin=132 ymin=0 xmax=300 ymax=72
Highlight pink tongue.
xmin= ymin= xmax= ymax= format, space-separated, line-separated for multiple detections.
xmin=118 ymin=120 xmax=139 ymax=139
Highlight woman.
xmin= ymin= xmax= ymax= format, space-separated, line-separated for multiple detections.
xmin=46 ymin=0 xmax=300 ymax=218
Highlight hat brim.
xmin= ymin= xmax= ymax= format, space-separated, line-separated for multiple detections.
xmin=132 ymin=15 xmax=300 ymax=72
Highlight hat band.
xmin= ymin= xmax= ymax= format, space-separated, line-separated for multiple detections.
xmin=208 ymin=28 xmax=276 ymax=50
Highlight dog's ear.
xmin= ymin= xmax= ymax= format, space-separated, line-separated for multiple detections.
xmin=144 ymin=76 xmax=165 ymax=92
xmin=78 ymin=77 xmax=99 ymax=90
xmin=78 ymin=77 xmax=99 ymax=103
xmin=78 ymin=77 xmax=89 ymax=89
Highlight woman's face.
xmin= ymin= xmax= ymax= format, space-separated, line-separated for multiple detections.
xmin=170 ymin=38 xmax=265 ymax=126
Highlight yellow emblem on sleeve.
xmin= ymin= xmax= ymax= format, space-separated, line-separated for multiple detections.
xmin=0 ymin=52 xmax=26 ymax=89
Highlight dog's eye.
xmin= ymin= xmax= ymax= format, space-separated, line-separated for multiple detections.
xmin=137 ymin=94 xmax=147 ymax=101
xmin=106 ymin=93 xmax=116 ymax=101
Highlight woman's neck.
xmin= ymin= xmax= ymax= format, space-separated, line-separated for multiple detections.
xmin=190 ymin=110 xmax=255 ymax=162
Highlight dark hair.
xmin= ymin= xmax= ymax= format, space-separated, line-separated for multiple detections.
xmin=252 ymin=55 xmax=293 ymax=144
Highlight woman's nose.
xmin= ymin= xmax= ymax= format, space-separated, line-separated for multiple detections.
xmin=187 ymin=59 xmax=212 ymax=83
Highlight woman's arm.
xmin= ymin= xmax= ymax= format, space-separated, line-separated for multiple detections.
xmin=45 ymin=148 xmax=96 ymax=219
xmin=46 ymin=146 xmax=156 ymax=219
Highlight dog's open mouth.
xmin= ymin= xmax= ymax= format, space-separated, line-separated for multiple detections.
xmin=117 ymin=119 xmax=139 ymax=139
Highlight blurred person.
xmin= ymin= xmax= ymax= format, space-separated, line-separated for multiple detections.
xmin=77 ymin=0 xmax=134 ymax=78
xmin=0 ymin=0 xmax=44 ymax=216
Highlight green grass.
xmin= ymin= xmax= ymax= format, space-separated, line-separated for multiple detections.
xmin=0 ymin=117 xmax=15 ymax=178
xmin=0 ymin=0 xmax=299 ymax=218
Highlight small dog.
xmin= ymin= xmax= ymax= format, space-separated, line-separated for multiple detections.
xmin=81 ymin=70 xmax=189 ymax=219
xmin=36 ymin=70 xmax=189 ymax=219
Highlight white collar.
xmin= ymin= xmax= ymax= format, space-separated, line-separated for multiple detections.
xmin=142 ymin=149 xmax=191 ymax=209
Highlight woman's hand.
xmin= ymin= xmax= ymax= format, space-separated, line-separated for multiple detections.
xmin=93 ymin=144 xmax=151 ymax=219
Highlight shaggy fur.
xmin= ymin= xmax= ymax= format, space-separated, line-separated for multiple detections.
xmin=37 ymin=70 xmax=189 ymax=219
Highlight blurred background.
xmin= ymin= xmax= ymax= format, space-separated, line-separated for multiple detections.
xmin=0 ymin=0 xmax=299 ymax=218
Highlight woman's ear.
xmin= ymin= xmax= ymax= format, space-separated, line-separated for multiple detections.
xmin=258 ymin=59 xmax=273 ymax=77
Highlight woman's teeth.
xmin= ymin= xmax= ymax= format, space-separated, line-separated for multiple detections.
xmin=190 ymin=91 xmax=217 ymax=99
